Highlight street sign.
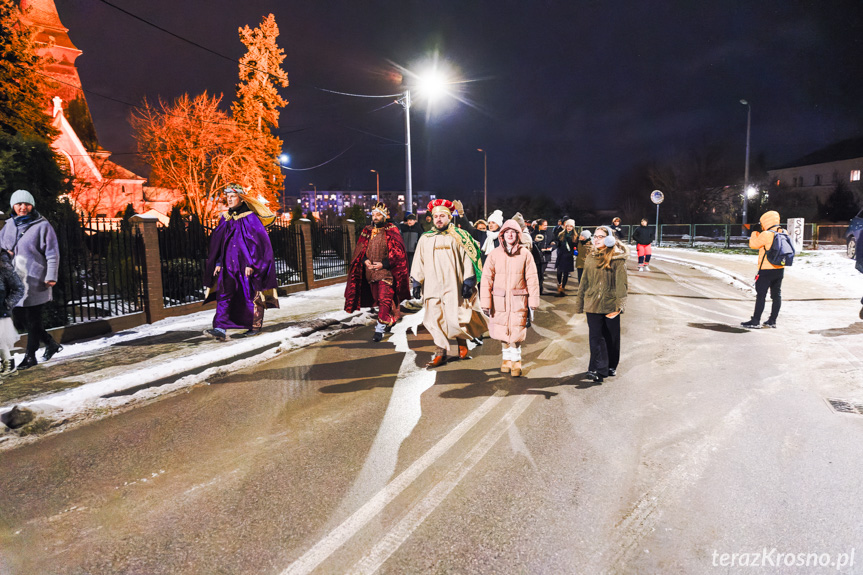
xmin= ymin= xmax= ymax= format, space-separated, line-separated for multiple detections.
xmin=650 ymin=190 xmax=665 ymax=205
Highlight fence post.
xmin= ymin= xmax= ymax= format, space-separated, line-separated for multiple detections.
xmin=299 ymin=219 xmax=315 ymax=289
xmin=724 ymin=224 xmax=730 ymax=248
xmin=130 ymin=214 xmax=166 ymax=324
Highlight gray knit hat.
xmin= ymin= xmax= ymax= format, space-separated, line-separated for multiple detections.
xmin=10 ymin=189 xmax=35 ymax=208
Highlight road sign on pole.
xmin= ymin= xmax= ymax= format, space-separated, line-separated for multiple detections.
xmin=651 ymin=190 xmax=664 ymax=246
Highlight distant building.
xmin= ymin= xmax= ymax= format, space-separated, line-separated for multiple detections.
xmin=768 ymin=138 xmax=863 ymax=201
xmin=288 ymin=190 xmax=436 ymax=218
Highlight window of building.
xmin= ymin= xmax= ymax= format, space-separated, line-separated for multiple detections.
xmin=852 ymin=170 xmax=861 ymax=182
xmin=814 ymin=174 xmax=821 ymax=185
xmin=798 ymin=176 xmax=804 ymax=187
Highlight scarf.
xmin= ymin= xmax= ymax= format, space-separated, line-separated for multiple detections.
xmin=13 ymin=212 xmax=38 ymax=227
xmin=481 ymin=230 xmax=500 ymax=255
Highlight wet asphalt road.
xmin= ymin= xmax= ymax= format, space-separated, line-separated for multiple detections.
xmin=1 ymin=257 xmax=862 ymax=574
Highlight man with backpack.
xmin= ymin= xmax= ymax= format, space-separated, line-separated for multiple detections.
xmin=741 ymin=210 xmax=794 ymax=329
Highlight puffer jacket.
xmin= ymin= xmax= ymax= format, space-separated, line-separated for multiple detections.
xmin=749 ymin=210 xmax=784 ymax=270
xmin=574 ymin=242 xmax=629 ymax=314
xmin=0 ymin=258 xmax=26 ymax=317
xmin=575 ymin=237 xmax=592 ymax=269
xmin=480 ymin=219 xmax=541 ymax=344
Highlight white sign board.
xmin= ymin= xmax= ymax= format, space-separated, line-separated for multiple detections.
xmin=787 ymin=218 xmax=805 ymax=253
xmin=650 ymin=190 xmax=665 ymax=204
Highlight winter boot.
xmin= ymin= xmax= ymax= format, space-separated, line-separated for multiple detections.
xmin=510 ymin=347 xmax=522 ymax=377
xmin=18 ymin=354 xmax=38 ymax=370
xmin=501 ymin=348 xmax=512 ymax=373
xmin=557 ymin=284 xmax=564 ymax=295
xmin=42 ymin=338 xmax=63 ymax=361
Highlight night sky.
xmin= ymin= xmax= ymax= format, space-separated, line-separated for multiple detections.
xmin=56 ymin=0 xmax=863 ymax=209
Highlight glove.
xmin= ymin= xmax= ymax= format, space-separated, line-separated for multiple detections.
xmin=461 ymin=276 xmax=476 ymax=300
xmin=411 ymin=280 xmax=422 ymax=300
xmin=482 ymin=308 xmax=491 ymax=316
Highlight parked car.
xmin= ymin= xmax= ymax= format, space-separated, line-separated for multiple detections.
xmin=846 ymin=208 xmax=863 ymax=259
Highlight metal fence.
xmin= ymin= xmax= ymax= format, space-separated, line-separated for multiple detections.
xmin=269 ymin=220 xmax=304 ymax=287
xmin=311 ymin=224 xmax=349 ymax=280
xmin=47 ymin=216 xmax=146 ymax=328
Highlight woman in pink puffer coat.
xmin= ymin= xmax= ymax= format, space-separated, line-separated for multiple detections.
xmin=480 ymin=219 xmax=541 ymax=376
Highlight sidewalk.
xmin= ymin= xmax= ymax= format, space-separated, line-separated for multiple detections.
xmin=0 ymin=283 xmax=367 ymax=444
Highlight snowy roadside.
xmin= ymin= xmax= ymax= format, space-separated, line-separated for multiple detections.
xmin=0 ymin=283 xmax=375 ymax=449
xmin=651 ymin=247 xmax=863 ymax=299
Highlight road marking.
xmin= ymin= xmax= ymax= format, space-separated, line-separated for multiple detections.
xmin=280 ymin=391 xmax=508 ymax=575
xmin=347 ymin=394 xmax=536 ymax=575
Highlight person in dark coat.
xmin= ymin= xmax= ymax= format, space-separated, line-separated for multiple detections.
xmin=610 ymin=217 xmax=625 ymax=241
xmin=631 ymin=218 xmax=656 ymax=271
xmin=203 ymin=185 xmax=279 ymax=340
xmin=552 ymin=219 xmax=577 ymax=295
xmin=855 ymin=231 xmax=863 ymax=319
xmin=0 ymin=189 xmax=61 ymax=369
xmin=575 ymin=229 xmax=593 ymax=282
xmin=398 ymin=212 xmax=424 ymax=273
xmin=532 ymin=219 xmax=554 ymax=294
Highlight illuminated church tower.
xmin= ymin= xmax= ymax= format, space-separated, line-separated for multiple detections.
xmin=19 ymin=0 xmax=99 ymax=150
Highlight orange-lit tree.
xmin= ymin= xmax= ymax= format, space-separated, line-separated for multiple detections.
xmin=132 ymin=93 xmax=255 ymax=221
xmin=232 ymin=13 xmax=289 ymax=211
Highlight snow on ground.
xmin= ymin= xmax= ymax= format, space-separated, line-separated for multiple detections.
xmin=656 ymin=247 xmax=863 ymax=298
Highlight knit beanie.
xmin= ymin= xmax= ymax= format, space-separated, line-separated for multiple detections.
xmin=10 ymin=189 xmax=35 ymax=208
xmin=487 ymin=209 xmax=504 ymax=227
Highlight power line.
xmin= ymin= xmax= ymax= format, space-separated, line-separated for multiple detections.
xmin=280 ymin=145 xmax=356 ymax=171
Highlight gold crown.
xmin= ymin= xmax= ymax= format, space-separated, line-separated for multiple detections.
xmin=371 ymin=201 xmax=390 ymax=218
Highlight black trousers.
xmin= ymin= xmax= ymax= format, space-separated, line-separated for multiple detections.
xmin=13 ymin=305 xmax=54 ymax=357
xmin=585 ymin=312 xmax=621 ymax=377
xmin=557 ymin=270 xmax=570 ymax=288
xmin=751 ymin=268 xmax=783 ymax=323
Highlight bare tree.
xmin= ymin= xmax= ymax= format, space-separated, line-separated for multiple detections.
xmin=132 ymin=93 xmax=258 ymax=221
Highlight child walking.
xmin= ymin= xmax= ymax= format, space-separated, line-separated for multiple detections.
xmin=0 ymin=251 xmax=26 ymax=376
xmin=480 ymin=219 xmax=540 ymax=377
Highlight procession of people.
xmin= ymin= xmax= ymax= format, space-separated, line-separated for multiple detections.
xmin=7 ymin=180 xmax=859 ymax=387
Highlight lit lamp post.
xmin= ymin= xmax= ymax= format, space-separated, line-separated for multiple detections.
xmin=477 ymin=148 xmax=487 ymax=218
xmin=278 ymin=154 xmax=289 ymax=214
xmin=370 ymin=169 xmax=380 ymax=197
xmin=397 ymin=65 xmax=453 ymax=216
xmin=740 ymin=99 xmax=751 ymax=226
xmin=308 ymin=182 xmax=317 ymax=219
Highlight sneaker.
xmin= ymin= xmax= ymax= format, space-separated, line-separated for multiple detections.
xmin=740 ymin=320 xmax=761 ymax=329
xmin=204 ymin=328 xmax=227 ymax=341
xmin=3 ymin=359 xmax=15 ymax=376
xmin=586 ymin=371 xmax=604 ymax=383
xmin=372 ymin=331 xmax=383 ymax=342
xmin=644 ymin=265 xmax=651 ymax=271
xmin=762 ymin=320 xmax=777 ymax=329
xmin=608 ymin=368 xmax=617 ymax=376
xmin=638 ymin=266 xmax=644 ymax=272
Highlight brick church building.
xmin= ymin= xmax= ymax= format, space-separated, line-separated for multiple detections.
xmin=21 ymin=0 xmax=180 ymax=218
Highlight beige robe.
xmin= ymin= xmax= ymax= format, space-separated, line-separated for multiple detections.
xmin=411 ymin=231 xmax=488 ymax=350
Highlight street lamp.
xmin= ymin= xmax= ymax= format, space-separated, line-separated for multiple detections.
xmin=477 ymin=148 xmax=487 ymax=218
xmin=278 ymin=154 xmax=290 ymax=214
xmin=397 ymin=61 xmax=456 ymax=216
xmin=370 ymin=169 xmax=380 ymax=197
xmin=740 ymin=99 xmax=751 ymax=226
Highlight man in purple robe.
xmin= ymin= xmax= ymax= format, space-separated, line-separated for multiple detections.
xmin=202 ymin=185 xmax=279 ymax=340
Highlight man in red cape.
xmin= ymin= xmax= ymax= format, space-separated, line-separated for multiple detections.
xmin=344 ymin=202 xmax=410 ymax=341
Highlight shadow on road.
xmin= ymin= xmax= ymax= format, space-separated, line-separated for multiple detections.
xmin=809 ymin=322 xmax=863 ymax=337
xmin=687 ymin=322 xmax=749 ymax=334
